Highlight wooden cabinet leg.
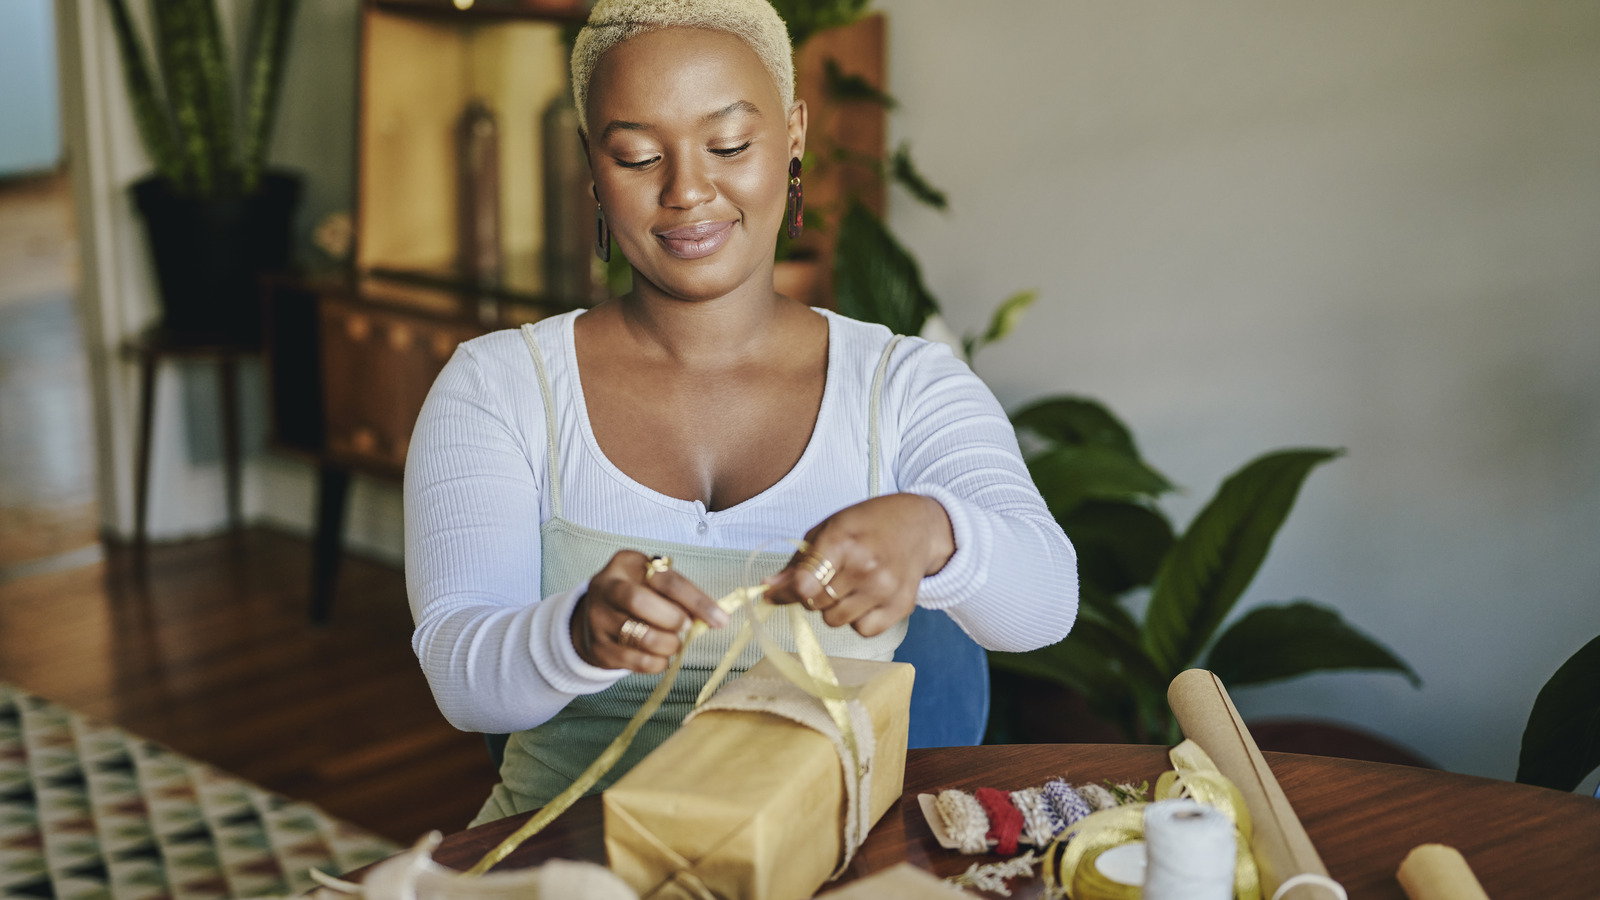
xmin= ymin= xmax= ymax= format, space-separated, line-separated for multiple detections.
xmin=133 ymin=352 xmax=158 ymax=558
xmin=311 ymin=464 xmax=351 ymax=624
xmin=219 ymin=355 xmax=243 ymax=533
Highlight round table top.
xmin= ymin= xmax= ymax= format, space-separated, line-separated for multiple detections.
xmin=427 ymin=744 xmax=1600 ymax=899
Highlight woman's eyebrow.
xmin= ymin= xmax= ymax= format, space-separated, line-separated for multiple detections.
xmin=599 ymin=101 xmax=761 ymax=142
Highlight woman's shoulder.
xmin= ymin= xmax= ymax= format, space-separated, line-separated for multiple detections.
xmin=819 ymin=308 xmax=969 ymax=385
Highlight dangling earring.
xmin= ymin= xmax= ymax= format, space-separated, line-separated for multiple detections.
xmin=594 ymin=202 xmax=611 ymax=263
xmin=786 ymin=157 xmax=804 ymax=239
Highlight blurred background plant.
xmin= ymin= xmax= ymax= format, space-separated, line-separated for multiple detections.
xmin=776 ymin=1 xmax=1422 ymax=746
xmin=1517 ymin=632 xmax=1600 ymax=793
xmin=102 ymin=0 xmax=298 ymax=198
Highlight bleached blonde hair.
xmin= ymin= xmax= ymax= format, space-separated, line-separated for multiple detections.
xmin=571 ymin=0 xmax=795 ymax=136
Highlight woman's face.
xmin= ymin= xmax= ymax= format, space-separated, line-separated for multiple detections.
xmin=585 ymin=27 xmax=804 ymax=303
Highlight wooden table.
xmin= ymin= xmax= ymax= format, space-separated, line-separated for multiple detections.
xmin=424 ymin=744 xmax=1600 ymax=898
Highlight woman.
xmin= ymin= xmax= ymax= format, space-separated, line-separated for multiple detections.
xmin=404 ymin=0 xmax=1077 ymax=825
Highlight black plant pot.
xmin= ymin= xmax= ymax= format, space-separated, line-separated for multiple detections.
xmin=131 ymin=171 xmax=302 ymax=346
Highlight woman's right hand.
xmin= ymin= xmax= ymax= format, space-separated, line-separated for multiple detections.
xmin=572 ymin=550 xmax=729 ymax=673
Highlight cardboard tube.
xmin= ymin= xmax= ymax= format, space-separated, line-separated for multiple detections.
xmin=1168 ymin=669 xmax=1342 ymax=900
xmin=1397 ymin=845 xmax=1491 ymax=900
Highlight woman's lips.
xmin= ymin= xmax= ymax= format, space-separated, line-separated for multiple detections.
xmin=656 ymin=220 xmax=736 ymax=260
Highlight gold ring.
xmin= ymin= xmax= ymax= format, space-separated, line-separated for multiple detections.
xmin=796 ymin=551 xmax=837 ymax=587
xmin=645 ymin=555 xmax=672 ymax=581
xmin=800 ymin=594 xmax=818 ymax=611
xmin=620 ymin=618 xmax=651 ymax=648
xmin=821 ymin=582 xmax=842 ymax=604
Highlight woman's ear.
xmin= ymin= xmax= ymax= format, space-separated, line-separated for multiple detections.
xmin=786 ymin=99 xmax=808 ymax=162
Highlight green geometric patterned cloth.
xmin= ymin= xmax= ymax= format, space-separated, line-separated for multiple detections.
xmin=0 ymin=682 xmax=398 ymax=900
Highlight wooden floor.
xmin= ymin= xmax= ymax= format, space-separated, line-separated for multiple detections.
xmin=0 ymin=528 xmax=500 ymax=843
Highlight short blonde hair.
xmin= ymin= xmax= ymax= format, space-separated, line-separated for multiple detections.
xmin=571 ymin=0 xmax=795 ymax=136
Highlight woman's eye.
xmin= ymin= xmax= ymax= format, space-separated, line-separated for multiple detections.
xmin=711 ymin=141 xmax=752 ymax=158
xmin=615 ymin=156 xmax=659 ymax=169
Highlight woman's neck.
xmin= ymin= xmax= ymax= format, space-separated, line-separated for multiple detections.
xmin=612 ymin=271 xmax=800 ymax=368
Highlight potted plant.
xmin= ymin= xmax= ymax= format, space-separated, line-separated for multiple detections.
xmin=103 ymin=0 xmax=302 ymax=343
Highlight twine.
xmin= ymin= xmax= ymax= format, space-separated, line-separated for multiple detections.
xmin=1078 ymin=783 xmax=1121 ymax=812
xmin=1010 ymin=788 xmax=1062 ymax=847
xmin=1043 ymin=778 xmax=1093 ymax=828
xmin=976 ymin=787 xmax=1025 ymax=855
xmin=936 ymin=789 xmax=991 ymax=854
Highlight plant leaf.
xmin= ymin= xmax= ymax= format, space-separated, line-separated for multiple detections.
xmin=965 ymin=289 xmax=1036 ymax=360
xmin=186 ymin=0 xmax=236 ymax=188
xmin=770 ymin=0 xmax=870 ymax=48
xmin=1012 ymin=396 xmax=1144 ymax=460
xmin=241 ymin=0 xmax=299 ymax=191
xmin=1141 ymin=448 xmax=1343 ymax=676
xmin=101 ymin=0 xmax=186 ymax=186
xmin=889 ymin=143 xmax=947 ymax=210
xmin=1061 ymin=501 xmax=1176 ymax=598
xmin=150 ymin=0 xmax=212 ymax=193
xmin=833 ymin=203 xmax=939 ymax=336
xmin=822 ymin=57 xmax=897 ymax=108
xmin=1027 ymin=446 xmax=1174 ymax=520
xmin=1203 ymin=600 xmax=1420 ymax=689
xmin=1517 ymin=632 xmax=1600 ymax=792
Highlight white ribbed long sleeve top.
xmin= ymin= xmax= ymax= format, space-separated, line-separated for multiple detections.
xmin=404 ymin=309 xmax=1077 ymax=734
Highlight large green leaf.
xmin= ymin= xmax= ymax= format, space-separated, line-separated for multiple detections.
xmin=833 ymin=203 xmax=939 ymax=336
xmin=1517 ymin=632 xmax=1600 ymax=792
xmin=1061 ymin=501 xmax=1176 ymax=598
xmin=1027 ymin=446 xmax=1173 ymax=520
xmin=187 ymin=0 xmax=236 ymax=188
xmin=1012 ymin=396 xmax=1144 ymax=460
xmin=1141 ymin=448 xmax=1343 ymax=676
xmin=151 ymin=0 xmax=212 ymax=192
xmin=1203 ymin=600 xmax=1420 ymax=688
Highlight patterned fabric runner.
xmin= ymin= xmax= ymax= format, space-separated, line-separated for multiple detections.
xmin=0 ymin=682 xmax=398 ymax=900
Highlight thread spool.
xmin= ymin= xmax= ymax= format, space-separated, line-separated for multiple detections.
xmin=1142 ymin=800 xmax=1236 ymax=900
xmin=1072 ymin=842 xmax=1146 ymax=900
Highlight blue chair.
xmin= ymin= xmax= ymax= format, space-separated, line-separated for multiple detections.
xmin=893 ymin=606 xmax=990 ymax=748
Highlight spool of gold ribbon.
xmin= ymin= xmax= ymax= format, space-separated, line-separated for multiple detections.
xmin=466 ymin=580 xmax=864 ymax=875
xmin=1040 ymin=740 xmax=1262 ymax=900
xmin=1071 ymin=841 xmax=1146 ymax=900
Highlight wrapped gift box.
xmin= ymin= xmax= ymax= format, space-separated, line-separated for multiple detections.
xmin=603 ymin=656 xmax=914 ymax=900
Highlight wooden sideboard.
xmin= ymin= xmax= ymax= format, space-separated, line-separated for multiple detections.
xmin=261 ymin=272 xmax=570 ymax=621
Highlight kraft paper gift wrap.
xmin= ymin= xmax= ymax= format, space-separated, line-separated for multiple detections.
xmin=602 ymin=656 xmax=914 ymax=900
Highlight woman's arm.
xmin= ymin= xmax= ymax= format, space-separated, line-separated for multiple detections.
xmin=404 ymin=339 xmax=626 ymax=734
xmin=767 ymin=337 xmax=1077 ymax=652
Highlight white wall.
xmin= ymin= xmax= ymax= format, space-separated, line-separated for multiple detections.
xmin=875 ymin=0 xmax=1600 ymax=785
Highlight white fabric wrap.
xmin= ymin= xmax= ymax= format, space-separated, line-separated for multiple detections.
xmin=681 ymin=676 xmax=875 ymax=877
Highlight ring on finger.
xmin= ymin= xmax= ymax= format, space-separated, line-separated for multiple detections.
xmin=620 ymin=618 xmax=652 ymax=648
xmin=796 ymin=551 xmax=837 ymax=587
xmin=821 ymin=582 xmax=842 ymax=604
xmin=800 ymin=594 xmax=818 ymax=611
xmin=645 ymin=555 xmax=672 ymax=582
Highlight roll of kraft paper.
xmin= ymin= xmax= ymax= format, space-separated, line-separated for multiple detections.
xmin=1168 ymin=669 xmax=1347 ymax=900
xmin=1143 ymin=800 xmax=1236 ymax=900
xmin=1397 ymin=844 xmax=1492 ymax=900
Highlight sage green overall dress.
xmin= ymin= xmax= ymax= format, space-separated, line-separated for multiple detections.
xmin=472 ymin=323 xmax=909 ymax=824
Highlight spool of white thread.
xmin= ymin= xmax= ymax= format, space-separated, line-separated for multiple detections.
xmin=1142 ymin=799 xmax=1236 ymax=900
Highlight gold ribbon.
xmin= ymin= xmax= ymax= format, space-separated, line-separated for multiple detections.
xmin=1040 ymin=740 xmax=1262 ymax=900
xmin=466 ymin=582 xmax=865 ymax=876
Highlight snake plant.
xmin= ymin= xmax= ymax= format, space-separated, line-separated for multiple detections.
xmin=102 ymin=0 xmax=298 ymax=197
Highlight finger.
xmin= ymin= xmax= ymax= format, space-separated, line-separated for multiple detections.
xmin=647 ymin=567 xmax=730 ymax=629
xmin=600 ymin=585 xmax=691 ymax=639
xmin=850 ymin=605 xmax=903 ymax=638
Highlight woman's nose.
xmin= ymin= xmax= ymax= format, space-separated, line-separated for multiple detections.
xmin=660 ymin=154 xmax=715 ymax=209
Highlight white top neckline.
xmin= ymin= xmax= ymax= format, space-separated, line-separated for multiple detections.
xmin=558 ymin=307 xmax=840 ymax=519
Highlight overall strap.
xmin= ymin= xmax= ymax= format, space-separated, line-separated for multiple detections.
xmin=520 ymin=323 xmax=564 ymax=519
xmin=867 ymin=335 xmax=904 ymax=498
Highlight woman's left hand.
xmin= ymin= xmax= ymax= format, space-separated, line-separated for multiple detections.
xmin=763 ymin=493 xmax=956 ymax=636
